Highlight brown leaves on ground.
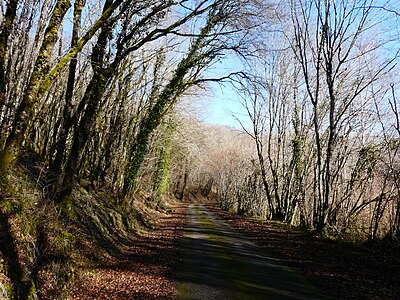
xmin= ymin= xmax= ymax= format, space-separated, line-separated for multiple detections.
xmin=66 ymin=204 xmax=187 ymax=300
xmin=207 ymin=204 xmax=400 ymax=300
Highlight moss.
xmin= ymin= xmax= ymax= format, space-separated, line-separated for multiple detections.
xmin=153 ymin=119 xmax=175 ymax=199
xmin=27 ymin=280 xmax=38 ymax=300
xmin=193 ymin=208 xmax=324 ymax=299
xmin=60 ymin=197 xmax=77 ymax=221
xmin=0 ymin=276 xmax=13 ymax=300
xmin=176 ymin=282 xmax=191 ymax=300
xmin=54 ymin=230 xmax=74 ymax=257
xmin=3 ymin=199 xmax=26 ymax=215
xmin=196 ymin=207 xmax=217 ymax=233
xmin=0 ymin=146 xmax=14 ymax=174
xmin=193 ymin=209 xmax=255 ymax=299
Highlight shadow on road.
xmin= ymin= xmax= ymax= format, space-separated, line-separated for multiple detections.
xmin=176 ymin=203 xmax=326 ymax=300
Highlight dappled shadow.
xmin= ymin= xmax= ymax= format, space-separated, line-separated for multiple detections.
xmin=175 ymin=204 xmax=324 ymax=300
xmin=67 ymin=205 xmax=188 ymax=300
xmin=206 ymin=204 xmax=400 ymax=299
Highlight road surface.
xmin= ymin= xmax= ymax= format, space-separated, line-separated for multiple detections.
xmin=176 ymin=203 xmax=326 ymax=300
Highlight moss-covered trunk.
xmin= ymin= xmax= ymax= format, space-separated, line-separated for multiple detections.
xmin=152 ymin=119 xmax=175 ymax=198
xmin=0 ymin=0 xmax=71 ymax=174
xmin=122 ymin=11 xmax=220 ymax=196
xmin=50 ymin=0 xmax=85 ymax=177
xmin=0 ymin=0 xmax=18 ymax=114
xmin=122 ymin=74 xmax=186 ymax=196
xmin=58 ymin=72 xmax=109 ymax=201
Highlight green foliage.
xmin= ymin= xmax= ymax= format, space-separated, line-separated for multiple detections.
xmin=0 ymin=279 xmax=13 ymax=300
xmin=60 ymin=196 xmax=77 ymax=221
xmin=54 ymin=230 xmax=74 ymax=257
xmin=3 ymin=199 xmax=26 ymax=215
xmin=153 ymin=119 xmax=175 ymax=198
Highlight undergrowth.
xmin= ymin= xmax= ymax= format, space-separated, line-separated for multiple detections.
xmin=0 ymin=151 xmax=171 ymax=299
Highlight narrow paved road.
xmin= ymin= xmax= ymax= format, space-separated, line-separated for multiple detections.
xmin=176 ymin=203 xmax=326 ymax=300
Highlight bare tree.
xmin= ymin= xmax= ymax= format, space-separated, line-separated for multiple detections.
xmin=290 ymin=0 xmax=398 ymax=231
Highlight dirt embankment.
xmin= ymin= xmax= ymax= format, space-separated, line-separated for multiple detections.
xmin=66 ymin=204 xmax=187 ymax=300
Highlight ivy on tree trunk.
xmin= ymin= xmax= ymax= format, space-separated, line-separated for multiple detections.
xmin=122 ymin=7 xmax=225 ymax=196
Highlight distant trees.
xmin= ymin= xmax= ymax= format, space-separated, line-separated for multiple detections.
xmin=289 ymin=0 xmax=398 ymax=232
xmin=0 ymin=0 xmax=248 ymax=202
xmin=237 ymin=40 xmax=304 ymax=223
xmin=169 ymin=121 xmax=264 ymax=216
xmin=0 ymin=1 xmax=258 ymax=297
xmin=205 ymin=0 xmax=400 ymax=239
xmin=374 ymin=84 xmax=400 ymax=239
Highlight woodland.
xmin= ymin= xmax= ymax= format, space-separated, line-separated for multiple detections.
xmin=0 ymin=0 xmax=399 ymax=299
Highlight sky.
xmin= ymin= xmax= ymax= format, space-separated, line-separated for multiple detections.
xmin=198 ymin=0 xmax=400 ymax=130
xmin=201 ymin=83 xmax=247 ymax=128
xmin=199 ymin=55 xmax=251 ymax=129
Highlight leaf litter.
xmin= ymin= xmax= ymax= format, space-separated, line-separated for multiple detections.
xmin=67 ymin=204 xmax=187 ymax=300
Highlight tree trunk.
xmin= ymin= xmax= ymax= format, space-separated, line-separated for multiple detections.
xmin=0 ymin=0 xmax=19 ymax=114
xmin=58 ymin=72 xmax=109 ymax=200
xmin=50 ymin=0 xmax=85 ymax=177
xmin=0 ymin=0 xmax=71 ymax=174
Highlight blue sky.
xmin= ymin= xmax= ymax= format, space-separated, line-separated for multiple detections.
xmin=201 ymin=83 xmax=247 ymax=128
xmin=199 ymin=0 xmax=400 ymax=130
xmin=200 ymin=55 xmax=251 ymax=129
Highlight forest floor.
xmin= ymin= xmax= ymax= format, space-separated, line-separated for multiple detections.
xmin=66 ymin=203 xmax=187 ymax=300
xmin=66 ymin=200 xmax=400 ymax=299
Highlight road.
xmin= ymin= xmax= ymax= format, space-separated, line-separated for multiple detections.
xmin=176 ymin=203 xmax=326 ymax=300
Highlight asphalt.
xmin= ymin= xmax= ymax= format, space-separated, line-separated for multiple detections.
xmin=175 ymin=203 xmax=326 ymax=300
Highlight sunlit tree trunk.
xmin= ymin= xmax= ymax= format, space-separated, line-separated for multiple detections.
xmin=0 ymin=0 xmax=71 ymax=174
xmin=0 ymin=0 xmax=19 ymax=114
xmin=50 ymin=0 xmax=85 ymax=177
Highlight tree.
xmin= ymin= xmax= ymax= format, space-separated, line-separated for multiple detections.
xmin=0 ymin=0 xmax=18 ymax=114
xmin=49 ymin=0 xmax=85 ymax=177
xmin=0 ymin=0 xmax=126 ymax=175
xmin=290 ymin=0 xmax=398 ymax=230
xmin=122 ymin=1 xmax=247 ymax=196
